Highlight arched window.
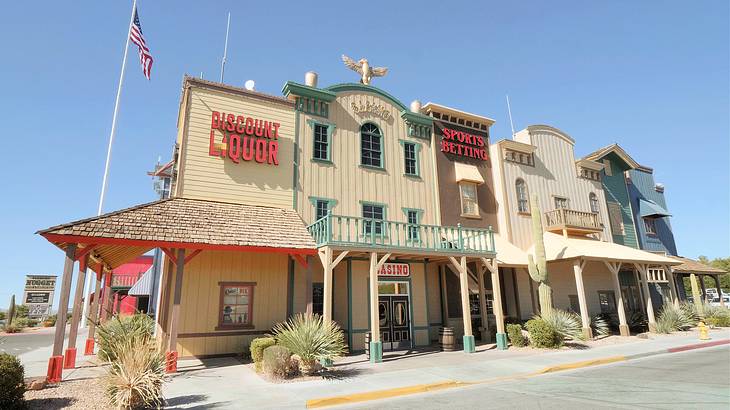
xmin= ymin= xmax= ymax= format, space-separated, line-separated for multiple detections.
xmin=516 ymin=179 xmax=529 ymax=213
xmin=589 ymin=192 xmax=599 ymax=214
xmin=360 ymin=123 xmax=383 ymax=168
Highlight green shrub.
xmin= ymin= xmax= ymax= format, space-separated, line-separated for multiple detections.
xmin=97 ymin=314 xmax=155 ymax=363
xmin=538 ymin=309 xmax=583 ymax=340
xmin=3 ymin=325 xmax=21 ymax=334
xmin=656 ymin=304 xmax=696 ymax=334
xmin=526 ymin=318 xmax=562 ymax=348
xmin=272 ymin=313 xmax=347 ymax=375
xmin=506 ymin=324 xmax=526 ymax=347
xmin=13 ymin=317 xmax=34 ymax=329
xmin=250 ymin=337 xmax=276 ymax=372
xmin=262 ymin=345 xmax=292 ymax=379
xmin=0 ymin=353 xmax=26 ymax=409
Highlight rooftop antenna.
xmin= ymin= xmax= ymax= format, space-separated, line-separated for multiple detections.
xmin=220 ymin=12 xmax=231 ymax=83
xmin=199 ymin=71 xmax=203 ymax=79
xmin=506 ymin=94 xmax=516 ymax=138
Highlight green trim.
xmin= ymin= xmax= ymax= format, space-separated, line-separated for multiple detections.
xmin=399 ymin=139 xmax=422 ymax=177
xmin=352 ymin=328 xmax=369 ymax=333
xmin=359 ymin=122 xmax=385 ymax=170
xmin=326 ymin=83 xmax=408 ymax=111
xmin=347 ymin=259 xmax=353 ymax=351
xmin=369 ymin=341 xmax=383 ymax=363
xmin=400 ymin=110 xmax=433 ymax=140
xmin=282 ymin=81 xmax=337 ymax=102
xmin=292 ymin=111 xmax=300 ymax=209
xmin=496 ymin=332 xmax=508 ymax=350
xmin=360 ymin=201 xmax=389 ymax=239
xmin=307 ymin=119 xmax=336 ymax=163
xmin=463 ymin=335 xmax=476 ymax=353
xmin=402 ymin=207 xmax=424 ymax=243
xmin=309 ymin=196 xmax=338 ymax=219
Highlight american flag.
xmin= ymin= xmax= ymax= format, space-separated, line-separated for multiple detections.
xmin=129 ymin=7 xmax=153 ymax=80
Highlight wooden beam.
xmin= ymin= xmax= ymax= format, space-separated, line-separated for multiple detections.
xmin=183 ymin=249 xmax=203 ymax=265
xmin=160 ymin=247 xmax=177 ymax=263
xmin=634 ymin=263 xmax=657 ymax=332
xmin=332 ymin=251 xmax=350 ymax=270
xmin=477 ymin=264 xmax=490 ymax=342
xmin=167 ymin=249 xmax=186 ymax=373
xmin=572 ymin=259 xmax=593 ymax=339
xmin=74 ymin=244 xmax=98 ymax=261
xmin=292 ymin=253 xmax=308 ymax=268
xmin=375 ymin=253 xmax=392 ymax=271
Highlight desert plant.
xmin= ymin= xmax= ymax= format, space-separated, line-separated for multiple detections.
xmin=262 ymin=345 xmax=292 ymax=379
xmin=626 ymin=309 xmax=648 ymax=332
xmin=14 ymin=305 xmax=28 ymax=319
xmin=3 ymin=325 xmax=20 ymax=334
xmin=272 ymin=313 xmax=347 ymax=375
xmin=656 ymin=303 xmax=696 ymax=334
xmin=105 ymin=338 xmax=165 ymax=409
xmin=527 ymin=194 xmax=553 ymax=314
xmin=7 ymin=295 xmax=15 ymax=327
xmin=526 ymin=318 xmax=562 ymax=348
xmin=0 ymin=353 xmax=26 ymax=409
xmin=538 ymin=309 xmax=583 ymax=341
xmin=97 ymin=314 xmax=155 ymax=363
xmin=506 ymin=324 xmax=526 ymax=347
xmin=590 ymin=315 xmax=610 ymax=337
xmin=13 ymin=317 xmax=34 ymax=329
xmin=250 ymin=337 xmax=276 ymax=372
xmin=0 ymin=311 xmax=5 ymax=321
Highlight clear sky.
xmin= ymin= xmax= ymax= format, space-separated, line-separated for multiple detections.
xmin=0 ymin=1 xmax=727 ymax=309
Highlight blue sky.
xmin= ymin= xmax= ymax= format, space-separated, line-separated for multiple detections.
xmin=0 ymin=1 xmax=727 ymax=309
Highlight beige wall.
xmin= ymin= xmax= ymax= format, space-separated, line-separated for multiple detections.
xmin=175 ymin=82 xmax=296 ymax=209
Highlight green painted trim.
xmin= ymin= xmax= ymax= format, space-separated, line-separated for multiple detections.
xmin=399 ymin=139 xmax=422 ymax=177
xmin=287 ymin=258 xmax=294 ymax=317
xmin=402 ymin=207 xmax=424 ymax=243
xmin=347 ymin=259 xmax=353 ymax=351
xmin=369 ymin=341 xmax=383 ymax=363
xmin=282 ymin=81 xmax=337 ymax=102
xmin=360 ymin=201 xmax=389 ymax=238
xmin=496 ymin=332 xmax=508 ymax=350
xmin=292 ymin=111 xmax=300 ymax=210
xmin=359 ymin=122 xmax=385 ymax=170
xmin=463 ymin=335 xmax=476 ymax=353
xmin=309 ymin=196 xmax=338 ymax=220
xmin=400 ymin=110 xmax=433 ymax=127
xmin=352 ymin=328 xmax=369 ymax=334
xmin=307 ymin=119 xmax=336 ymax=163
xmin=325 ymin=83 xmax=408 ymax=111
xmin=359 ymin=164 xmax=386 ymax=171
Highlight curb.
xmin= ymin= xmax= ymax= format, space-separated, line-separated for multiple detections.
xmin=305 ymin=338 xmax=730 ymax=408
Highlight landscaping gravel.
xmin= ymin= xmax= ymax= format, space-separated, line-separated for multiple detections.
xmin=25 ymin=379 xmax=110 ymax=410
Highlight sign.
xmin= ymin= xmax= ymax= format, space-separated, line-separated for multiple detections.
xmin=438 ymin=125 xmax=488 ymax=161
xmin=208 ymin=111 xmax=281 ymax=165
xmin=378 ymin=263 xmax=410 ymax=277
xmin=23 ymin=275 xmax=56 ymax=319
xmin=351 ymin=101 xmax=391 ymax=120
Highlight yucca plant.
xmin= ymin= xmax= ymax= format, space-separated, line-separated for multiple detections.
xmin=537 ymin=309 xmax=583 ymax=341
xmin=271 ymin=313 xmax=347 ymax=375
xmin=590 ymin=315 xmax=610 ymax=337
xmin=105 ymin=338 xmax=165 ymax=409
xmin=97 ymin=313 xmax=155 ymax=363
xmin=656 ymin=303 xmax=697 ymax=334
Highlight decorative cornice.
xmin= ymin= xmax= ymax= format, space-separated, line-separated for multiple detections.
xmin=325 ymin=83 xmax=408 ymax=111
xmin=281 ymin=81 xmax=337 ymax=102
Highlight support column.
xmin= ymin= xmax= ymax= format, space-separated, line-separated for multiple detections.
xmin=450 ymin=256 xmax=474 ymax=353
xmin=714 ymin=275 xmax=725 ymax=307
xmin=606 ymin=262 xmax=629 ymax=336
xmin=166 ymin=249 xmax=185 ymax=373
xmin=47 ymin=244 xmax=76 ymax=384
xmin=477 ymin=264 xmax=490 ymax=343
xmin=483 ymin=258 xmax=506 ymax=349
xmin=690 ymin=273 xmax=703 ymax=316
xmin=305 ymin=255 xmax=313 ymax=315
xmin=439 ymin=265 xmax=449 ymax=326
xmin=573 ymin=259 xmax=593 ymax=339
xmin=101 ymin=271 xmax=112 ymax=322
xmin=85 ymin=264 xmax=103 ymax=355
xmin=64 ymin=256 xmax=88 ymax=369
xmin=699 ymin=274 xmax=707 ymax=303
xmin=321 ymin=247 xmax=333 ymax=323
xmin=368 ymin=252 xmax=382 ymax=363
xmin=666 ymin=266 xmax=680 ymax=307
xmin=636 ymin=264 xmax=657 ymax=332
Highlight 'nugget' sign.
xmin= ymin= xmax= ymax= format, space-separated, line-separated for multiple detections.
xmin=208 ymin=111 xmax=281 ymax=165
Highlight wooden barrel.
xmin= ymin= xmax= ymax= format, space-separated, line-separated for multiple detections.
xmin=439 ymin=327 xmax=455 ymax=351
xmin=364 ymin=332 xmax=371 ymax=358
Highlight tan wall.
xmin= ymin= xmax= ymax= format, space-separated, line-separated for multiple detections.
xmin=542 ymin=260 xmax=617 ymax=317
xmin=175 ymin=83 xmax=296 ymax=208
xmin=296 ymin=91 xmax=438 ymax=226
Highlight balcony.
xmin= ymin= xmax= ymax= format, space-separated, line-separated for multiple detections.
xmin=544 ymin=208 xmax=603 ymax=235
xmin=111 ymin=272 xmax=144 ymax=290
xmin=307 ymin=214 xmax=496 ymax=255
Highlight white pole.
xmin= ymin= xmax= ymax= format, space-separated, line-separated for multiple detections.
xmin=81 ymin=0 xmax=137 ymax=329
xmin=506 ymin=94 xmax=516 ymax=138
xmin=220 ymin=12 xmax=231 ymax=83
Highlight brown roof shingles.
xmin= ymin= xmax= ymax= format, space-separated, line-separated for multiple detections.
xmin=669 ymin=256 xmax=727 ymax=275
xmin=38 ymin=198 xmax=316 ymax=250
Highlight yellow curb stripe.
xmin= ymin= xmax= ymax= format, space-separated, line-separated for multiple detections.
xmin=306 ymin=380 xmax=472 ymax=408
xmin=532 ymin=355 xmax=627 ymax=374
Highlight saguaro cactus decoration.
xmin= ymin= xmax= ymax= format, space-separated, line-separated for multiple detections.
xmin=527 ymin=194 xmax=553 ymax=313
xmin=8 ymin=294 xmax=16 ymax=326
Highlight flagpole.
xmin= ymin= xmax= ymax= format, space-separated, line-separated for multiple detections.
xmin=220 ymin=12 xmax=230 ymax=82
xmin=506 ymin=94 xmax=516 ymax=138
xmin=81 ymin=0 xmax=137 ymax=329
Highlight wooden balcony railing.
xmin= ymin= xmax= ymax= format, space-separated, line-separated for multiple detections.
xmin=543 ymin=208 xmax=603 ymax=234
xmin=111 ymin=272 xmax=144 ymax=289
xmin=307 ymin=214 xmax=496 ymax=255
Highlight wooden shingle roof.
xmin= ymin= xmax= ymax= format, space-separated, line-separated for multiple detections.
xmin=669 ymin=256 xmax=727 ymax=275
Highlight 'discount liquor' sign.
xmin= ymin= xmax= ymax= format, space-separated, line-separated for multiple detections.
xmin=208 ymin=111 xmax=281 ymax=165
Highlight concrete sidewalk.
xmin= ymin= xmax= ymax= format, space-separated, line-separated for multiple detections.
xmin=162 ymin=329 xmax=730 ymax=409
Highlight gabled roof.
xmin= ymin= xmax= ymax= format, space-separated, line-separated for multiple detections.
xmin=583 ymin=143 xmax=641 ymax=169
xmin=669 ymin=256 xmax=727 ymax=275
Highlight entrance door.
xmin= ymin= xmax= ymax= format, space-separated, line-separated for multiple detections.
xmin=378 ymin=295 xmax=411 ymax=351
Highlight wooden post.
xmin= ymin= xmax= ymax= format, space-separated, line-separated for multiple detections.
xmin=713 ymin=275 xmax=725 ymax=307
xmin=666 ymin=265 xmax=680 ymax=307
xmin=64 ymin=256 xmax=88 ymax=369
xmin=572 ymin=259 xmax=593 ymax=339
xmin=699 ymin=274 xmax=707 ymax=303
xmin=85 ymin=263 xmax=103 ymax=355
xmin=101 ymin=271 xmax=113 ymax=322
xmin=450 ymin=256 xmax=474 ymax=353
xmin=47 ymin=244 xmax=76 ymax=384
xmin=477 ymin=264 xmax=490 ymax=343
xmin=166 ymin=249 xmax=185 ymax=373
xmin=439 ymin=265 xmax=449 ymax=326
xmin=689 ymin=273 xmax=704 ymax=317
xmin=482 ymin=258 xmax=506 ymax=349
xmin=321 ymin=247 xmax=333 ymax=323
xmin=635 ymin=263 xmax=657 ymax=332
xmin=305 ymin=255 xmax=313 ymax=315
xmin=605 ymin=261 xmax=629 ymax=336
xmin=368 ymin=252 xmax=381 ymax=363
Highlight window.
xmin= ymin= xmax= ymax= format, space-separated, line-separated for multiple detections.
xmin=362 ymin=203 xmax=385 ymax=236
xmin=405 ymin=209 xmax=420 ymax=241
xmin=589 ymin=193 xmax=600 ymax=214
xmin=597 ymin=291 xmax=617 ymax=314
xmin=218 ymin=283 xmax=254 ymax=329
xmin=313 ymin=123 xmax=329 ymax=161
xmin=607 ymin=202 xmax=625 ymax=235
xmin=568 ymin=295 xmax=580 ymax=313
xmin=459 ymin=182 xmax=479 ymax=216
xmin=312 ymin=283 xmax=324 ymax=316
xmin=403 ymin=142 xmax=418 ymax=176
xmin=315 ymin=200 xmax=330 ymax=220
xmin=553 ymin=196 xmax=569 ymax=209
xmin=644 ymin=217 xmax=657 ymax=235
xmin=603 ymin=159 xmax=612 ymax=176
xmin=516 ymin=179 xmax=529 ymax=213
xmin=361 ymin=123 xmax=383 ymax=168
xmin=505 ymin=149 xmax=534 ymax=166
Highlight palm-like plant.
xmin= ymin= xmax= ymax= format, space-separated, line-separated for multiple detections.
xmin=590 ymin=315 xmax=610 ymax=337
xmin=656 ymin=303 xmax=697 ymax=334
xmin=271 ymin=313 xmax=347 ymax=375
xmin=536 ymin=309 xmax=583 ymax=341
xmin=105 ymin=338 xmax=165 ymax=409
xmin=97 ymin=314 xmax=155 ymax=363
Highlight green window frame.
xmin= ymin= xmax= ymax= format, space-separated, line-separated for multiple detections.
xmin=306 ymin=119 xmax=336 ymax=163
xmin=360 ymin=201 xmax=387 ymax=237
xmin=399 ymin=139 xmax=421 ymax=177
xmin=402 ymin=208 xmax=423 ymax=242
xmin=360 ymin=123 xmax=384 ymax=169
xmin=308 ymin=196 xmax=337 ymax=221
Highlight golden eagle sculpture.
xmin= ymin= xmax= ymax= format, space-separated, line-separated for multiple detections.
xmin=341 ymin=55 xmax=388 ymax=85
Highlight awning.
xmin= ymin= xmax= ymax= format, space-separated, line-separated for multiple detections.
xmin=454 ymin=162 xmax=484 ymax=184
xmin=128 ymin=267 xmax=154 ymax=296
xmin=638 ymin=199 xmax=671 ymax=218
xmin=669 ymin=256 xmax=727 ymax=275
xmin=528 ymin=232 xmax=681 ymax=265
xmin=494 ymin=234 xmax=528 ymax=267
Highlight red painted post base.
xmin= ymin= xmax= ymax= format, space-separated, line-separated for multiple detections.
xmin=63 ymin=347 xmax=77 ymax=369
xmin=47 ymin=356 xmax=64 ymax=384
xmin=165 ymin=351 xmax=178 ymax=373
xmin=84 ymin=338 xmax=95 ymax=355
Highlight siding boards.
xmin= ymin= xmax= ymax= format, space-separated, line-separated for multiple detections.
xmin=601 ymin=153 xmax=638 ymax=248
xmin=627 ymin=169 xmax=677 ymax=255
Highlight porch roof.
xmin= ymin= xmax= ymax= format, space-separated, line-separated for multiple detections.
xmin=37 ymin=197 xmax=317 ymax=270
xmin=493 ymin=234 xmax=529 ymax=267
xmin=528 ymin=232 xmax=682 ymax=266
xmin=668 ymin=256 xmax=727 ymax=275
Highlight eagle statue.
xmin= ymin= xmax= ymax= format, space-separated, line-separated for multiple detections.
xmin=341 ymin=55 xmax=388 ymax=85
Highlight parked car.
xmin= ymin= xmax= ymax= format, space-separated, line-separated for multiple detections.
xmin=709 ymin=296 xmax=730 ymax=307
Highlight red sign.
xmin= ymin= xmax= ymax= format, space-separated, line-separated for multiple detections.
xmin=208 ymin=111 xmax=281 ymax=165
xmin=378 ymin=263 xmax=410 ymax=277
xmin=439 ymin=127 xmax=488 ymax=160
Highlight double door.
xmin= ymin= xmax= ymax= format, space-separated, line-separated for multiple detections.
xmin=378 ymin=295 xmax=411 ymax=351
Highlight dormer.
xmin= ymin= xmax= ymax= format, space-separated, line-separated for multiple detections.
xmin=575 ymin=159 xmax=604 ymax=182
xmin=496 ymin=139 xmax=537 ymax=166
xmin=421 ymin=102 xmax=495 ymax=133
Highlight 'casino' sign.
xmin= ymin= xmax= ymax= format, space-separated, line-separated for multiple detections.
xmin=208 ymin=111 xmax=281 ymax=165
xmin=439 ymin=126 xmax=488 ymax=161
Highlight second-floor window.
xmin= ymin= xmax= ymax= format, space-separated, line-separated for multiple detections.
xmin=589 ymin=193 xmax=600 ymax=214
xmin=516 ymin=179 xmax=529 ymax=213
xmin=362 ymin=203 xmax=385 ymax=235
xmin=315 ymin=200 xmax=330 ymax=220
xmin=406 ymin=209 xmax=420 ymax=241
xmin=403 ymin=142 xmax=418 ymax=176
xmin=313 ymin=124 xmax=329 ymax=161
xmin=554 ymin=196 xmax=569 ymax=209
xmin=607 ymin=202 xmax=625 ymax=235
xmin=361 ymin=123 xmax=383 ymax=168
xmin=460 ymin=182 xmax=479 ymax=217
xmin=644 ymin=217 xmax=657 ymax=235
